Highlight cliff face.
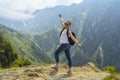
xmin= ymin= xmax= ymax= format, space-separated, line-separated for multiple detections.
xmin=0 ymin=62 xmax=109 ymax=80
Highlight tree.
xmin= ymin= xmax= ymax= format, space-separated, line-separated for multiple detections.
xmin=0 ymin=35 xmax=18 ymax=67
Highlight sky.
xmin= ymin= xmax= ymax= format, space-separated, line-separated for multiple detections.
xmin=0 ymin=0 xmax=83 ymax=21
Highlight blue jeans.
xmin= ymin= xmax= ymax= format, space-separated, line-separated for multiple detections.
xmin=54 ymin=43 xmax=72 ymax=68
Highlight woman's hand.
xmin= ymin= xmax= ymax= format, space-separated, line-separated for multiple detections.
xmin=77 ymin=43 xmax=81 ymax=48
xmin=58 ymin=14 xmax=65 ymax=27
xmin=59 ymin=14 xmax=62 ymax=17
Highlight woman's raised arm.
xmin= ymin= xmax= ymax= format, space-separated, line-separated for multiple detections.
xmin=59 ymin=14 xmax=65 ymax=28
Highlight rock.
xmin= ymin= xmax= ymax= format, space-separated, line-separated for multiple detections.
xmin=82 ymin=62 xmax=101 ymax=72
xmin=24 ymin=69 xmax=33 ymax=72
xmin=27 ymin=72 xmax=39 ymax=77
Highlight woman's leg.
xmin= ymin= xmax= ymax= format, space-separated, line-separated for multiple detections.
xmin=64 ymin=47 xmax=72 ymax=72
xmin=54 ymin=44 xmax=67 ymax=68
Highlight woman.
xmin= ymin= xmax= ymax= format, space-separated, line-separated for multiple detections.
xmin=52 ymin=14 xmax=81 ymax=73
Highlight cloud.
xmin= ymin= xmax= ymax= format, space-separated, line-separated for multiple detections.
xmin=0 ymin=8 xmax=34 ymax=20
xmin=56 ymin=0 xmax=83 ymax=6
xmin=0 ymin=0 xmax=83 ymax=20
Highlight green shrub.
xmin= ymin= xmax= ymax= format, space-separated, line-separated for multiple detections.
xmin=11 ymin=58 xmax=31 ymax=67
xmin=103 ymin=66 xmax=120 ymax=80
xmin=104 ymin=74 xmax=116 ymax=80
xmin=0 ymin=35 xmax=18 ymax=67
xmin=103 ymin=66 xmax=116 ymax=74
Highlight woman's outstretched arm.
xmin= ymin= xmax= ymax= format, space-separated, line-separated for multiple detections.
xmin=59 ymin=14 xmax=65 ymax=28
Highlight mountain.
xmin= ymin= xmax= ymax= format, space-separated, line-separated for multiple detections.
xmin=0 ymin=24 xmax=51 ymax=64
xmin=25 ymin=4 xmax=83 ymax=34
xmin=0 ymin=0 xmax=120 ymax=72
xmin=33 ymin=28 xmax=59 ymax=59
xmin=33 ymin=0 xmax=120 ymax=72
xmin=0 ymin=17 xmax=26 ymax=32
xmin=80 ymin=0 xmax=120 ymax=71
xmin=0 ymin=62 xmax=111 ymax=80
xmin=0 ymin=2 xmax=84 ymax=34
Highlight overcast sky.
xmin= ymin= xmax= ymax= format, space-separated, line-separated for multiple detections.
xmin=0 ymin=0 xmax=83 ymax=20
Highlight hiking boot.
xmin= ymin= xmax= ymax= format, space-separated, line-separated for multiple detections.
xmin=51 ymin=66 xmax=58 ymax=71
xmin=66 ymin=70 xmax=72 ymax=74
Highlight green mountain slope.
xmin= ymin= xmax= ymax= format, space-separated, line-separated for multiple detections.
xmin=0 ymin=24 xmax=51 ymax=64
xmin=34 ymin=29 xmax=59 ymax=57
xmin=79 ymin=0 xmax=120 ymax=71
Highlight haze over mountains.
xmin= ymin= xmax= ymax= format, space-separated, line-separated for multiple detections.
xmin=0 ymin=0 xmax=120 ymax=72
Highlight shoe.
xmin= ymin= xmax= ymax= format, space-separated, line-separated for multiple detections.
xmin=67 ymin=70 xmax=72 ymax=74
xmin=51 ymin=66 xmax=58 ymax=71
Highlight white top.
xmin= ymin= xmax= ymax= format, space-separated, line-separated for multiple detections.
xmin=60 ymin=29 xmax=69 ymax=44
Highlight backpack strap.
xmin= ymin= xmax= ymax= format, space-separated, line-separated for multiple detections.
xmin=60 ymin=28 xmax=70 ymax=38
xmin=67 ymin=29 xmax=71 ymax=37
xmin=60 ymin=28 xmax=65 ymax=37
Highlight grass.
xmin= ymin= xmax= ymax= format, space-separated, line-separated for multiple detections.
xmin=103 ymin=66 xmax=120 ymax=80
xmin=104 ymin=73 xmax=120 ymax=80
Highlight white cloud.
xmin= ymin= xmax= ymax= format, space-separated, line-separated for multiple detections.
xmin=0 ymin=0 xmax=83 ymax=20
xmin=0 ymin=8 xmax=34 ymax=20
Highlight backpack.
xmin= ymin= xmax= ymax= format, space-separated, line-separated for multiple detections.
xmin=60 ymin=28 xmax=76 ymax=46
xmin=67 ymin=30 xmax=76 ymax=46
